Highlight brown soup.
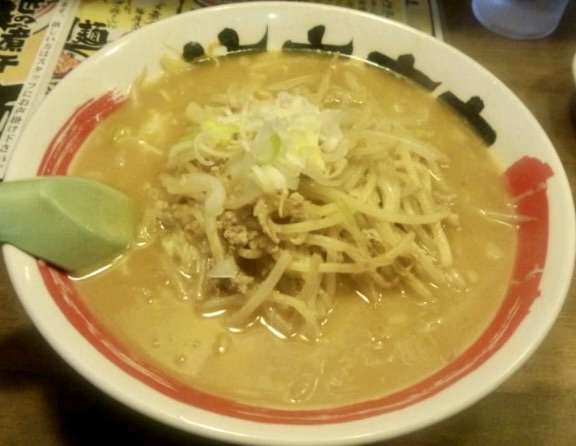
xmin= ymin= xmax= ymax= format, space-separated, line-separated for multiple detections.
xmin=68 ymin=51 xmax=517 ymax=409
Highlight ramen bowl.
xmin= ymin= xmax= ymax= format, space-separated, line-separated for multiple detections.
xmin=3 ymin=2 xmax=575 ymax=445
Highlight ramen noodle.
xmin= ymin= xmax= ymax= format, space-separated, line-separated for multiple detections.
xmin=68 ymin=51 xmax=518 ymax=408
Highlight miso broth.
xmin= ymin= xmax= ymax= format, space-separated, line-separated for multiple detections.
xmin=68 ymin=51 xmax=517 ymax=409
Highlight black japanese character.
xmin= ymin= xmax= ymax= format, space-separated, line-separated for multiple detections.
xmin=64 ymin=18 xmax=110 ymax=57
xmin=0 ymin=54 xmax=18 ymax=72
xmin=283 ymin=25 xmax=353 ymax=54
xmin=439 ymin=92 xmax=497 ymax=146
xmin=0 ymin=26 xmax=31 ymax=52
xmin=17 ymin=0 xmax=46 ymax=16
xmin=0 ymin=0 xmax=16 ymax=30
xmin=367 ymin=52 xmax=441 ymax=92
xmin=0 ymin=82 xmax=23 ymax=136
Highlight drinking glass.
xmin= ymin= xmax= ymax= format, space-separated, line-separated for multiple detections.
xmin=472 ymin=0 xmax=570 ymax=40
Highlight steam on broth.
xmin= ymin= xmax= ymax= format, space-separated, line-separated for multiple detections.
xmin=68 ymin=51 xmax=518 ymax=409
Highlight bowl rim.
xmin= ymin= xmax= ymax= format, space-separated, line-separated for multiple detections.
xmin=3 ymin=2 xmax=575 ymax=445
xmin=572 ymin=52 xmax=576 ymax=85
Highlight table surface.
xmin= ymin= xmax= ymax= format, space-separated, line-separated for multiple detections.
xmin=1 ymin=1 xmax=576 ymax=445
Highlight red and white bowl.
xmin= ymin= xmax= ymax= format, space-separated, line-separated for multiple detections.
xmin=3 ymin=2 xmax=575 ymax=445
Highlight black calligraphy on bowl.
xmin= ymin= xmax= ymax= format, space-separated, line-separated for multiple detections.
xmin=181 ymin=24 xmax=496 ymax=146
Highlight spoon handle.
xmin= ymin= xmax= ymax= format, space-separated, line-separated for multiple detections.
xmin=0 ymin=179 xmax=46 ymax=244
xmin=0 ymin=177 xmax=133 ymax=272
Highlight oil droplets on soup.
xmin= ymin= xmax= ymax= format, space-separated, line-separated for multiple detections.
xmin=68 ymin=51 xmax=518 ymax=409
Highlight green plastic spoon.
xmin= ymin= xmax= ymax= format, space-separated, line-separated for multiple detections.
xmin=0 ymin=176 xmax=133 ymax=273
